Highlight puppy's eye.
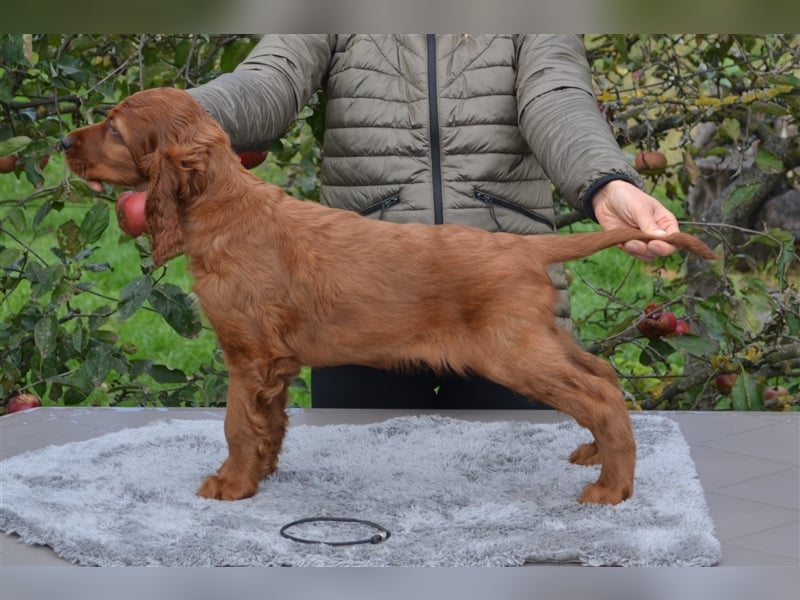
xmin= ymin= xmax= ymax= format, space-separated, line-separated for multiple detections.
xmin=108 ymin=122 xmax=121 ymax=137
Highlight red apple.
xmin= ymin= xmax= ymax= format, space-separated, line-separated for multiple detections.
xmin=0 ymin=154 xmax=18 ymax=173
xmin=115 ymin=191 xmax=148 ymax=237
xmin=714 ymin=373 xmax=738 ymax=395
xmin=0 ymin=154 xmax=48 ymax=174
xmin=238 ymin=150 xmax=268 ymax=169
xmin=673 ymin=319 xmax=690 ymax=335
xmin=763 ymin=386 xmax=789 ymax=403
xmin=6 ymin=393 xmax=41 ymax=414
xmin=634 ymin=150 xmax=668 ymax=174
xmin=636 ymin=309 xmax=678 ymax=339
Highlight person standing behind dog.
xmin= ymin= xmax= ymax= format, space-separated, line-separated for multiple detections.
xmin=186 ymin=34 xmax=681 ymax=410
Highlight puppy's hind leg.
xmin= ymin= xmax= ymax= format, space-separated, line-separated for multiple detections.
xmin=478 ymin=332 xmax=636 ymax=505
xmin=558 ymin=328 xmax=622 ymax=468
xmin=197 ymin=358 xmax=296 ymax=501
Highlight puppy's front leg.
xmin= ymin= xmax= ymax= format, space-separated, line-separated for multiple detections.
xmin=197 ymin=363 xmax=290 ymax=500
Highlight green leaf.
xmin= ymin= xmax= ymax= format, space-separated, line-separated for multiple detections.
xmin=173 ymin=39 xmax=192 ymax=68
xmin=70 ymin=324 xmax=87 ymax=353
xmin=56 ymin=219 xmax=82 ymax=257
xmin=714 ymin=396 xmax=733 ymax=410
xmin=0 ymin=247 xmax=23 ymax=269
xmin=647 ymin=337 xmax=676 ymax=356
xmin=34 ymin=314 xmax=59 ymax=358
xmin=787 ymin=311 xmax=800 ymax=337
xmin=118 ymin=275 xmax=153 ymax=322
xmin=148 ymin=364 xmax=188 ymax=384
xmin=82 ymin=345 xmax=111 ymax=389
xmin=750 ymin=101 xmax=790 ymax=115
xmin=724 ymin=183 xmax=760 ymax=215
xmin=775 ymin=233 xmax=796 ymax=288
xmin=694 ymin=301 xmax=728 ymax=341
xmin=754 ymin=149 xmax=784 ymax=174
xmin=734 ymin=288 xmax=773 ymax=334
xmin=767 ymin=73 xmax=800 ymax=87
xmin=0 ymin=135 xmax=32 ymax=158
xmin=149 ymin=283 xmax=202 ymax=338
xmin=22 ymin=159 xmax=44 ymax=188
xmin=91 ymin=327 xmax=118 ymax=345
xmin=731 ymin=371 xmax=762 ymax=411
xmin=56 ymin=56 xmax=85 ymax=80
xmin=4 ymin=207 xmax=27 ymax=232
xmin=79 ymin=202 xmax=110 ymax=244
xmin=62 ymin=389 xmax=87 ymax=405
xmin=663 ymin=334 xmax=717 ymax=357
xmin=637 ymin=337 xmax=674 ymax=366
xmin=290 ymin=376 xmax=309 ymax=392
xmin=33 ymin=198 xmax=56 ymax=230
xmin=220 ymin=38 xmax=257 ymax=73
xmin=202 ymin=374 xmax=228 ymax=405
xmin=26 ymin=262 xmax=65 ymax=300
xmin=129 ymin=359 xmax=152 ymax=379
xmin=49 ymin=279 xmax=75 ymax=305
xmin=717 ymin=117 xmax=740 ymax=143
xmin=746 ymin=228 xmax=794 ymax=249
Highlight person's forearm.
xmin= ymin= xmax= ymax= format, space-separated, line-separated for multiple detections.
xmin=187 ymin=35 xmax=333 ymax=152
xmin=519 ymin=87 xmax=642 ymax=218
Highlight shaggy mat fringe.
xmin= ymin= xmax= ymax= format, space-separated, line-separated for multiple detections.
xmin=0 ymin=414 xmax=721 ymax=566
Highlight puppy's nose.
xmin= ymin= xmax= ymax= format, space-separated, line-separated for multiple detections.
xmin=59 ymin=136 xmax=73 ymax=151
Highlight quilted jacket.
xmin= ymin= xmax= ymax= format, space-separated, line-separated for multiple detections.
xmin=188 ymin=34 xmax=642 ymax=324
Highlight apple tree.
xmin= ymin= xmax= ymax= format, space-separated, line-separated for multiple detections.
xmin=577 ymin=34 xmax=799 ymax=410
xmin=1 ymin=33 xmax=797 ymax=412
xmin=1 ymin=35 xmax=256 ymax=410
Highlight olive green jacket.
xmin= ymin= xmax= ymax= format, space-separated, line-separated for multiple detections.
xmin=188 ymin=34 xmax=642 ymax=324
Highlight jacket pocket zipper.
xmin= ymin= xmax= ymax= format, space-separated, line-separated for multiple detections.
xmin=474 ymin=190 xmax=555 ymax=232
xmin=358 ymin=195 xmax=401 ymax=218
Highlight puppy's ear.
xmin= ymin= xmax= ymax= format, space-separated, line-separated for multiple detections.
xmin=143 ymin=148 xmax=192 ymax=266
xmin=133 ymin=89 xmax=232 ymax=266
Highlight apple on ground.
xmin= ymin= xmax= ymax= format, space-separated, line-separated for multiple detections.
xmin=6 ymin=393 xmax=41 ymax=414
xmin=238 ymin=150 xmax=268 ymax=169
xmin=115 ymin=191 xmax=148 ymax=237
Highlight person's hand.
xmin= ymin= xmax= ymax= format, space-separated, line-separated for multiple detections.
xmin=592 ymin=180 xmax=680 ymax=261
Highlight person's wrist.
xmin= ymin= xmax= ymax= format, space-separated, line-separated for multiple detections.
xmin=591 ymin=179 xmax=628 ymax=213
xmin=582 ymin=174 xmax=638 ymax=222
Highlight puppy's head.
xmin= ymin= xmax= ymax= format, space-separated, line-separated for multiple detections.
xmin=63 ymin=87 xmax=231 ymax=265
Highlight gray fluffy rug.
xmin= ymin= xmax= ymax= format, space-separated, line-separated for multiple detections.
xmin=0 ymin=414 xmax=721 ymax=566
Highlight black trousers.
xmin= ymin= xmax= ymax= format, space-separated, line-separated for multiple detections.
xmin=310 ymin=365 xmax=549 ymax=410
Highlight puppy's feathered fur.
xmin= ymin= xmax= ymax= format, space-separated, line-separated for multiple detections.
xmin=64 ymin=88 xmax=715 ymax=504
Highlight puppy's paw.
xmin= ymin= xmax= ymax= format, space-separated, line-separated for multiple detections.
xmin=578 ymin=481 xmax=632 ymax=505
xmin=197 ymin=474 xmax=258 ymax=501
xmin=569 ymin=442 xmax=601 ymax=465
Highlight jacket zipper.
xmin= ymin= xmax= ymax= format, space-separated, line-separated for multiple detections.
xmin=474 ymin=190 xmax=556 ymax=232
xmin=426 ymin=34 xmax=444 ymax=225
xmin=358 ymin=195 xmax=400 ymax=218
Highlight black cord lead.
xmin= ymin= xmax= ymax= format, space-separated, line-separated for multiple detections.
xmin=279 ymin=517 xmax=391 ymax=547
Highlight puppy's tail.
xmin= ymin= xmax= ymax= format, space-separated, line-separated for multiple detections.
xmin=532 ymin=226 xmax=716 ymax=265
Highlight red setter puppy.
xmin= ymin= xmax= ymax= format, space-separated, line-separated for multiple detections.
xmin=63 ymin=88 xmax=715 ymax=505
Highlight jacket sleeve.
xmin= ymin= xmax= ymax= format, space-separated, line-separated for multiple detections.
xmin=186 ymin=34 xmax=335 ymax=152
xmin=514 ymin=34 xmax=642 ymax=219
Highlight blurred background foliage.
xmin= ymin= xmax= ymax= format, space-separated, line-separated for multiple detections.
xmin=1 ymin=34 xmax=798 ymax=412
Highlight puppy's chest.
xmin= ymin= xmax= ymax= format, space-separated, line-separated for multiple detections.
xmin=188 ymin=259 xmax=286 ymax=314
